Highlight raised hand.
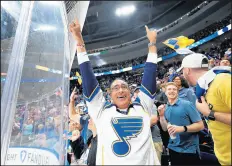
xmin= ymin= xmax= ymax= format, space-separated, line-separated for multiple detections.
xmin=145 ymin=25 xmax=157 ymax=43
xmin=196 ymin=96 xmax=211 ymax=117
xmin=70 ymin=87 xmax=78 ymax=102
xmin=71 ymin=130 xmax=80 ymax=142
xmin=69 ymin=19 xmax=83 ymax=43
xmin=157 ymin=104 xmax=166 ymax=117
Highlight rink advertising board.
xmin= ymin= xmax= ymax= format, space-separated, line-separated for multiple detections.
xmin=5 ymin=146 xmax=59 ymax=165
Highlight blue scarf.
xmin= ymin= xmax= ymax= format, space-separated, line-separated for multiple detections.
xmin=195 ymin=66 xmax=231 ymax=100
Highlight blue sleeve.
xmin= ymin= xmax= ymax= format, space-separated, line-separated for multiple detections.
xmin=186 ymin=89 xmax=204 ymax=117
xmin=140 ymin=62 xmax=157 ymax=99
xmin=187 ymin=102 xmax=202 ymax=123
xmin=186 ymin=88 xmax=197 ymax=106
xmin=79 ymin=61 xmax=100 ymax=102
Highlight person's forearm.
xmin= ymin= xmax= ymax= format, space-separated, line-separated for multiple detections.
xmin=69 ymin=100 xmax=76 ymax=118
xmin=150 ymin=115 xmax=158 ymax=127
xmin=159 ymin=116 xmax=168 ymax=131
xmin=214 ymin=112 xmax=231 ymax=126
xmin=185 ymin=121 xmax=204 ymax=132
xmin=149 ymin=45 xmax=157 ymax=54
xmin=74 ymin=35 xmax=101 ymax=103
xmin=76 ymin=37 xmax=86 ymax=53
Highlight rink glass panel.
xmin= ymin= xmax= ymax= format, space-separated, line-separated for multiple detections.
xmin=3 ymin=1 xmax=70 ymax=165
xmin=1 ymin=1 xmax=22 ymax=97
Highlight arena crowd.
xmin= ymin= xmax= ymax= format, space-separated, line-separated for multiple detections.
xmin=65 ymin=12 xmax=231 ymax=165
xmin=10 ymin=10 xmax=231 ymax=166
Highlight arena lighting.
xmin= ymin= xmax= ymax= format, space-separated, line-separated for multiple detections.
xmin=115 ymin=5 xmax=136 ymax=17
xmin=1 ymin=1 xmax=22 ymax=19
xmin=34 ymin=25 xmax=57 ymax=31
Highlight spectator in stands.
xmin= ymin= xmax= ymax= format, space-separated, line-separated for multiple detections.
xmin=37 ymin=124 xmax=45 ymax=134
xmin=73 ymin=15 xmax=231 ymax=79
xmin=69 ymin=88 xmax=92 ymax=145
xmin=34 ymin=133 xmax=47 ymax=147
xmin=155 ymin=84 xmax=168 ymax=104
xmin=71 ymin=36 xmax=230 ymax=93
xmin=69 ymin=87 xmax=82 ymax=125
xmin=69 ymin=117 xmax=97 ymax=166
xmin=172 ymin=75 xmax=197 ymax=105
xmin=22 ymin=118 xmax=33 ymax=138
xmin=131 ymin=86 xmax=140 ymax=102
xmin=160 ymin=83 xmax=166 ymax=92
xmin=11 ymin=118 xmax=21 ymax=137
xmin=208 ymin=58 xmax=215 ymax=69
xmin=44 ymin=117 xmax=57 ymax=140
xmin=69 ymin=19 xmax=160 ymax=165
xmin=220 ymin=59 xmax=231 ymax=66
xmin=158 ymin=82 xmax=204 ymax=165
xmin=168 ymin=67 xmax=178 ymax=82
xmin=68 ymin=88 xmax=98 ymax=165
xmin=177 ymin=53 xmax=231 ymax=165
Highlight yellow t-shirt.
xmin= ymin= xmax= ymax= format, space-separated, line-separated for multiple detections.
xmin=205 ymin=73 xmax=231 ymax=165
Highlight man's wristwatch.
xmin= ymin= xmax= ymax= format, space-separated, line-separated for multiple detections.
xmin=207 ymin=110 xmax=215 ymax=121
xmin=183 ymin=126 xmax=188 ymax=132
xmin=148 ymin=42 xmax=156 ymax=47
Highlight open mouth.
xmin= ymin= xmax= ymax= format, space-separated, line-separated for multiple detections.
xmin=117 ymin=96 xmax=126 ymax=99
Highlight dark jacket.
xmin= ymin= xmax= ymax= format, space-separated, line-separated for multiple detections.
xmin=70 ymin=135 xmax=97 ymax=166
xmin=155 ymin=91 xmax=168 ymax=104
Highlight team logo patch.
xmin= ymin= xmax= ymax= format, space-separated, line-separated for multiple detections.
xmin=111 ymin=117 xmax=143 ymax=157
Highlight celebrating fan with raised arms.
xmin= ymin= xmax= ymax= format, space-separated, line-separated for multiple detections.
xmin=69 ymin=19 xmax=160 ymax=165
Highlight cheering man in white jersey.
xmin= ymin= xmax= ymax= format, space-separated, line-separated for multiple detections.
xmin=69 ymin=19 xmax=160 ymax=165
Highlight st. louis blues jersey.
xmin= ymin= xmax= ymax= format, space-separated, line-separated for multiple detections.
xmin=77 ymin=52 xmax=160 ymax=165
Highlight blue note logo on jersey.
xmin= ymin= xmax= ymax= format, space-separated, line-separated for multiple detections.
xmin=111 ymin=117 xmax=143 ymax=157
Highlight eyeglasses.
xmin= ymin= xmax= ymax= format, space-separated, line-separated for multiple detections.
xmin=111 ymin=84 xmax=129 ymax=92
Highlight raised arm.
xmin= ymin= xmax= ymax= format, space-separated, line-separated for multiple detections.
xmin=69 ymin=87 xmax=80 ymax=122
xmin=69 ymin=19 xmax=105 ymax=122
xmin=157 ymin=104 xmax=168 ymax=131
xmin=138 ymin=26 xmax=157 ymax=115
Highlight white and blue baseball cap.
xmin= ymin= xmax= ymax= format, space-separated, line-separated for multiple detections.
xmin=177 ymin=53 xmax=209 ymax=72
